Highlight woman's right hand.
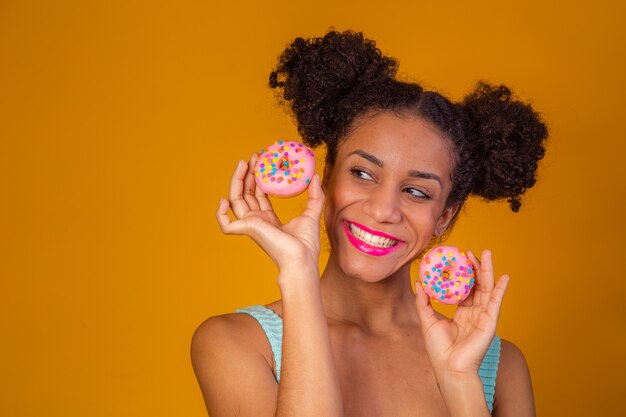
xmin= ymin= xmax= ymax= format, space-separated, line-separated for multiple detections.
xmin=216 ymin=153 xmax=326 ymax=273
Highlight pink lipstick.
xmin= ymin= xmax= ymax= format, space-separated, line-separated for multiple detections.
xmin=343 ymin=220 xmax=404 ymax=256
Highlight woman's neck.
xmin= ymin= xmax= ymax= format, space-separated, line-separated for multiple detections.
xmin=319 ymin=255 xmax=420 ymax=335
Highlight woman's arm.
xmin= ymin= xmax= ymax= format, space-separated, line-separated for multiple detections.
xmin=276 ymin=266 xmax=343 ymax=417
xmin=191 ymin=313 xmax=279 ymax=416
xmin=492 ymin=339 xmax=535 ymax=417
xmin=191 ymin=265 xmax=343 ymax=417
xmin=414 ymin=249 xmax=509 ymax=417
xmin=191 ymin=156 xmax=343 ymax=417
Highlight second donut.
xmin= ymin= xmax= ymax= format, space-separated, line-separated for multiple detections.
xmin=419 ymin=245 xmax=476 ymax=304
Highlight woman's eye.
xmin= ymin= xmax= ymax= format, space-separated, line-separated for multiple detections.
xmin=405 ymin=187 xmax=430 ymax=199
xmin=350 ymin=168 xmax=373 ymax=181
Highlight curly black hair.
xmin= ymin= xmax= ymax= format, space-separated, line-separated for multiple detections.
xmin=269 ymin=29 xmax=548 ymax=213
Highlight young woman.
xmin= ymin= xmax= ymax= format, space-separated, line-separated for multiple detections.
xmin=192 ymin=30 xmax=548 ymax=417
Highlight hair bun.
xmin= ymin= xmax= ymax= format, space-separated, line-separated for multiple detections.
xmin=269 ymin=29 xmax=398 ymax=148
xmin=462 ymin=81 xmax=548 ymax=212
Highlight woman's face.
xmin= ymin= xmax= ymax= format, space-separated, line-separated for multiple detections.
xmin=322 ymin=111 xmax=458 ymax=282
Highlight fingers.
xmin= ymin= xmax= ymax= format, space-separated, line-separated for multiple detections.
xmin=216 ymin=197 xmax=261 ymax=236
xmin=242 ymin=153 xmax=261 ymax=211
xmin=216 ymin=197 xmax=233 ymax=233
xmin=414 ymin=281 xmax=438 ymax=332
xmin=466 ymin=249 xmax=495 ymax=308
xmin=476 ymin=250 xmax=495 ymax=291
xmin=242 ymin=152 xmax=274 ymax=212
xmin=459 ymin=250 xmax=479 ymax=308
xmin=301 ymin=174 xmax=325 ymax=221
xmin=486 ymin=274 xmax=509 ymax=320
xmin=461 ymin=249 xmax=510 ymax=321
xmin=228 ymin=160 xmax=250 ymax=218
xmin=216 ymin=197 xmax=248 ymax=235
xmin=254 ymin=178 xmax=274 ymax=211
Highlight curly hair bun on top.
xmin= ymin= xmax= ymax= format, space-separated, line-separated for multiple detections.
xmin=269 ymin=30 xmax=405 ymax=152
xmin=461 ymin=82 xmax=548 ymax=212
xmin=269 ymin=29 xmax=548 ymax=213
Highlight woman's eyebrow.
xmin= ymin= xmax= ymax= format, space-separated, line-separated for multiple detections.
xmin=348 ymin=149 xmax=443 ymax=189
xmin=348 ymin=149 xmax=384 ymax=167
xmin=407 ymin=170 xmax=442 ymax=189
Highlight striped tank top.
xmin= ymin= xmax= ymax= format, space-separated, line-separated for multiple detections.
xmin=235 ymin=304 xmax=500 ymax=413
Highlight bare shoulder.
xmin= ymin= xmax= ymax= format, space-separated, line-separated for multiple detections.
xmin=493 ymin=338 xmax=536 ymax=417
xmin=191 ymin=310 xmax=273 ymax=356
xmin=190 ymin=311 xmax=279 ymax=417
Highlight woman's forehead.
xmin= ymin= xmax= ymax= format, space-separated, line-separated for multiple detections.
xmin=336 ymin=112 xmax=454 ymax=175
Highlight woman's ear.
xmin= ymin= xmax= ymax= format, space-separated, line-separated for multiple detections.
xmin=434 ymin=203 xmax=460 ymax=236
xmin=321 ymin=163 xmax=332 ymax=193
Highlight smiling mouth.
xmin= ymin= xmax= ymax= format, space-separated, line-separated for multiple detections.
xmin=347 ymin=222 xmax=400 ymax=248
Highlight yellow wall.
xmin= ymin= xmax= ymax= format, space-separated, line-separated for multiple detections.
xmin=1 ymin=1 xmax=624 ymax=416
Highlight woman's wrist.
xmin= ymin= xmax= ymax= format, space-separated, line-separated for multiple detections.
xmin=277 ymin=264 xmax=321 ymax=296
xmin=436 ymin=372 xmax=490 ymax=417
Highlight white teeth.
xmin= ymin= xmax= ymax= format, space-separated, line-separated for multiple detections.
xmin=348 ymin=223 xmax=398 ymax=248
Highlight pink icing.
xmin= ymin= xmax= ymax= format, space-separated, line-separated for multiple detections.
xmin=418 ymin=245 xmax=476 ymax=305
xmin=254 ymin=140 xmax=316 ymax=197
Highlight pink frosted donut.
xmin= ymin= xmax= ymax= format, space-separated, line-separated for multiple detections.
xmin=419 ymin=246 xmax=476 ymax=305
xmin=254 ymin=140 xmax=316 ymax=197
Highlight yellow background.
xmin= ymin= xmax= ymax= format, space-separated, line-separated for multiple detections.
xmin=1 ymin=1 xmax=625 ymax=416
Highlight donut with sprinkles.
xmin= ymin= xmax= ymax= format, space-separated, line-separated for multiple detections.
xmin=419 ymin=246 xmax=476 ymax=304
xmin=254 ymin=140 xmax=316 ymax=197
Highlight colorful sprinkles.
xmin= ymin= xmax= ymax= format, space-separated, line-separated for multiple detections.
xmin=254 ymin=140 xmax=316 ymax=197
xmin=419 ymin=246 xmax=476 ymax=305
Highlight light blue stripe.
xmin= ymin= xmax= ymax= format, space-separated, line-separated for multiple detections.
xmin=235 ymin=305 xmax=283 ymax=381
xmin=480 ymin=335 xmax=501 ymax=413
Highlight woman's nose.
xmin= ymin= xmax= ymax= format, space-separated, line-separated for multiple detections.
xmin=362 ymin=184 xmax=402 ymax=224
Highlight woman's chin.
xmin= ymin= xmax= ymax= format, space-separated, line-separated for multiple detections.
xmin=337 ymin=256 xmax=406 ymax=283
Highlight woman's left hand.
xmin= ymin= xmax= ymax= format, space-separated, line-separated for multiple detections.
xmin=414 ymin=249 xmax=509 ymax=382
